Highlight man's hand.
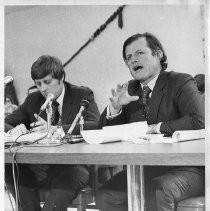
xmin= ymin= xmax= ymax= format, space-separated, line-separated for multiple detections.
xmin=9 ymin=123 xmax=28 ymax=136
xmin=109 ymin=83 xmax=139 ymax=115
xmin=30 ymin=114 xmax=48 ymax=132
xmin=30 ymin=114 xmax=57 ymax=133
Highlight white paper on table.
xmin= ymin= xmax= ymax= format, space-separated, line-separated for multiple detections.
xmin=103 ymin=121 xmax=148 ymax=141
xmin=81 ymin=122 xmax=148 ymax=144
xmin=81 ymin=129 xmax=121 ymax=144
xmin=130 ymin=134 xmax=164 ymax=144
xmin=4 ymin=131 xmax=48 ymax=143
xmin=149 ymin=129 xmax=205 ymax=144
xmin=171 ymin=129 xmax=205 ymax=142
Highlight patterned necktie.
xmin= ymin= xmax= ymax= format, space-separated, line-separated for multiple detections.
xmin=51 ymin=101 xmax=61 ymax=126
xmin=142 ymin=85 xmax=151 ymax=120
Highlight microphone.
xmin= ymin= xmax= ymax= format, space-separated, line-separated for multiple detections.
xmin=67 ymin=98 xmax=90 ymax=135
xmin=40 ymin=93 xmax=55 ymax=111
xmin=4 ymin=76 xmax=13 ymax=85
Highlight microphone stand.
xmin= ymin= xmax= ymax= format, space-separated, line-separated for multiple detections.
xmin=79 ymin=115 xmax=84 ymax=134
xmin=46 ymin=103 xmax=52 ymax=141
xmin=67 ymin=106 xmax=86 ymax=135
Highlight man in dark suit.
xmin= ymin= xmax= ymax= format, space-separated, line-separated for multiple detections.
xmin=95 ymin=33 xmax=205 ymax=211
xmin=5 ymin=55 xmax=100 ymax=211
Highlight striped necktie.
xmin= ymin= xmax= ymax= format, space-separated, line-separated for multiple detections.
xmin=142 ymin=85 xmax=151 ymax=120
xmin=51 ymin=101 xmax=61 ymax=126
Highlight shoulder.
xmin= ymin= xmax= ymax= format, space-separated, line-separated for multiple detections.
xmin=160 ymin=71 xmax=197 ymax=97
xmin=22 ymin=91 xmax=44 ymax=106
xmin=165 ymin=70 xmax=193 ymax=83
xmin=65 ymin=81 xmax=92 ymax=94
xmin=64 ymin=82 xmax=94 ymax=102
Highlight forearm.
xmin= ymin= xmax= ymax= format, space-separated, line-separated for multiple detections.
xmin=160 ymin=114 xmax=205 ymax=135
xmin=98 ymin=107 xmax=127 ymax=128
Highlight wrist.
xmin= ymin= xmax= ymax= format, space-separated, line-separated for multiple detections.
xmin=109 ymin=104 xmax=122 ymax=115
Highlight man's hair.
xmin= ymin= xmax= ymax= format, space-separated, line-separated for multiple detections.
xmin=31 ymin=55 xmax=65 ymax=81
xmin=122 ymin=32 xmax=168 ymax=71
xmin=194 ymin=74 xmax=205 ymax=93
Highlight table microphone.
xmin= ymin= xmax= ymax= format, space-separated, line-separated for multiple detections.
xmin=40 ymin=93 xmax=54 ymax=111
xmin=67 ymin=98 xmax=90 ymax=135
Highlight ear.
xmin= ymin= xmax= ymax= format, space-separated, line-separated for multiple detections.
xmin=156 ymin=49 xmax=163 ymax=60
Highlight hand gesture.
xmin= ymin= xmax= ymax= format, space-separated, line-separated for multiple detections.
xmin=109 ymin=82 xmax=139 ymax=114
xmin=30 ymin=114 xmax=48 ymax=132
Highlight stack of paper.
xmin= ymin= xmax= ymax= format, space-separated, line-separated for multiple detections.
xmin=81 ymin=122 xmax=148 ymax=144
xmin=81 ymin=123 xmax=205 ymax=144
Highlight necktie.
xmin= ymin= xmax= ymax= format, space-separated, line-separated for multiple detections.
xmin=51 ymin=101 xmax=61 ymax=126
xmin=142 ymin=85 xmax=151 ymax=120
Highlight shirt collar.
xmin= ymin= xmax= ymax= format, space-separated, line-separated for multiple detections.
xmin=140 ymin=74 xmax=159 ymax=91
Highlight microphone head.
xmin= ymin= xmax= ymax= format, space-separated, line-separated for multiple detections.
xmin=47 ymin=93 xmax=54 ymax=100
xmin=80 ymin=98 xmax=90 ymax=109
xmin=4 ymin=76 xmax=14 ymax=85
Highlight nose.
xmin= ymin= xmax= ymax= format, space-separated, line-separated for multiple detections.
xmin=131 ymin=54 xmax=138 ymax=64
xmin=39 ymin=83 xmax=48 ymax=92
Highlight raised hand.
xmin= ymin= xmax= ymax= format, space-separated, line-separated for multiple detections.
xmin=109 ymin=82 xmax=139 ymax=114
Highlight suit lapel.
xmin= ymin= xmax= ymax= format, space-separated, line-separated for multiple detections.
xmin=148 ymin=71 xmax=167 ymax=123
xmin=61 ymin=83 xmax=73 ymax=124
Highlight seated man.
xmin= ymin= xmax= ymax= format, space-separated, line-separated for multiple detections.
xmin=194 ymin=73 xmax=205 ymax=97
xmin=95 ymin=33 xmax=205 ymax=211
xmin=5 ymin=95 xmax=18 ymax=117
xmin=5 ymin=55 xmax=100 ymax=211
xmin=5 ymin=82 xmax=19 ymax=117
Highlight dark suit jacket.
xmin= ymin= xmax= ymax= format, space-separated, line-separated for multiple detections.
xmin=5 ymin=81 xmax=100 ymax=135
xmin=99 ymin=70 xmax=205 ymax=135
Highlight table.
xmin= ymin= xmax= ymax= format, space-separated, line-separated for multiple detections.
xmin=5 ymin=139 xmax=205 ymax=211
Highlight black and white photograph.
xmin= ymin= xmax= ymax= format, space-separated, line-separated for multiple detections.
xmin=2 ymin=0 xmax=209 ymax=211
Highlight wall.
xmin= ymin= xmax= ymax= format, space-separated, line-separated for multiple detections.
xmin=5 ymin=3 xmax=205 ymax=112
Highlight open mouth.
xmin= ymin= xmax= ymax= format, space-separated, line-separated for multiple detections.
xmin=133 ymin=65 xmax=143 ymax=71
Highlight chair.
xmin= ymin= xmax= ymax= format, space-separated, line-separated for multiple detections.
xmin=177 ymin=196 xmax=205 ymax=211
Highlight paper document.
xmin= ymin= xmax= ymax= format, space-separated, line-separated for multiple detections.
xmin=171 ymin=129 xmax=205 ymax=142
xmin=5 ymin=131 xmax=48 ymax=143
xmin=81 ymin=121 xmax=148 ymax=144
xmin=81 ymin=130 xmax=120 ymax=144
xmin=103 ymin=121 xmax=148 ymax=140
xmin=134 ymin=129 xmax=205 ymax=144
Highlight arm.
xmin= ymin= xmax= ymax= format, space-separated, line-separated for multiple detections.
xmin=98 ymin=82 xmax=139 ymax=128
xmin=4 ymin=97 xmax=32 ymax=132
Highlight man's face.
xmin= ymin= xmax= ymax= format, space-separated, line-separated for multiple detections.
xmin=125 ymin=37 xmax=162 ymax=85
xmin=34 ymin=74 xmax=63 ymax=99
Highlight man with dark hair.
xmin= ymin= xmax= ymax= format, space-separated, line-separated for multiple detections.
xmin=5 ymin=55 xmax=100 ymax=211
xmin=95 ymin=33 xmax=205 ymax=211
xmin=194 ymin=73 xmax=205 ymax=95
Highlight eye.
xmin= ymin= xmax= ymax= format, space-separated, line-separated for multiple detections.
xmin=44 ymin=80 xmax=52 ymax=85
xmin=126 ymin=55 xmax=131 ymax=61
xmin=35 ymin=82 xmax=41 ymax=87
xmin=137 ymin=51 xmax=144 ymax=55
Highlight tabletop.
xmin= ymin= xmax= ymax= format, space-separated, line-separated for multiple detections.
xmin=5 ymin=139 xmax=205 ymax=166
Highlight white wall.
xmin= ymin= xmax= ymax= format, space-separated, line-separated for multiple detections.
xmin=5 ymin=3 xmax=205 ymax=112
